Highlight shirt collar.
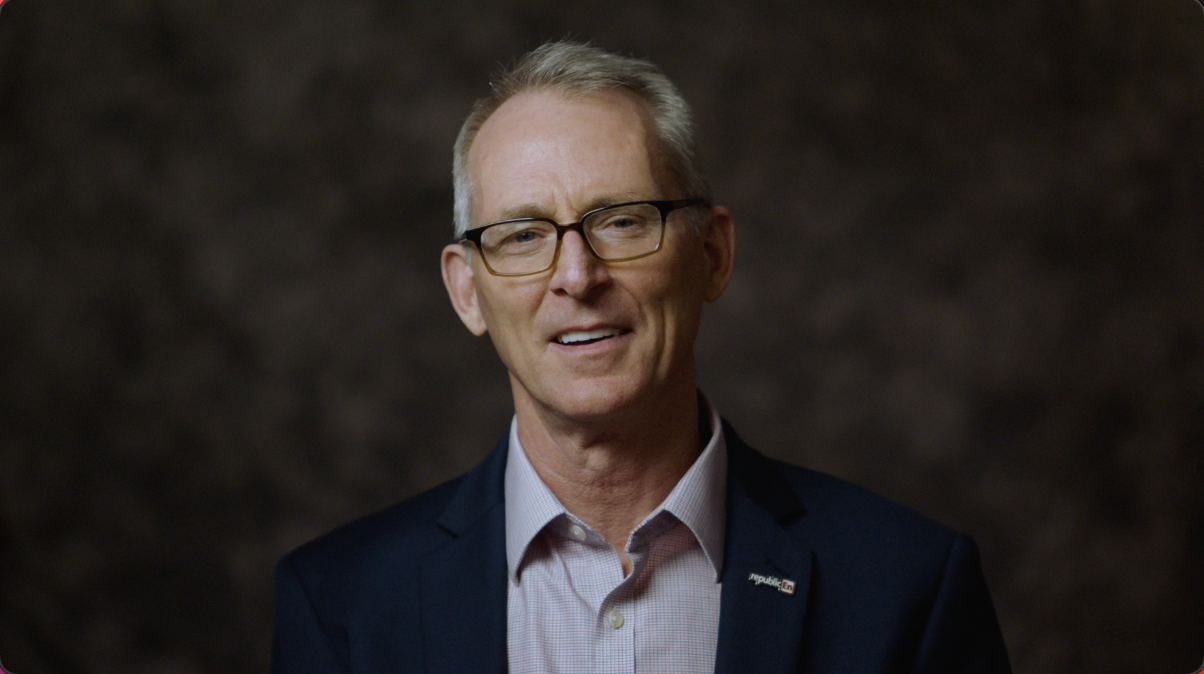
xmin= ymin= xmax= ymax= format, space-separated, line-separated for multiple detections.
xmin=503 ymin=393 xmax=728 ymax=584
xmin=503 ymin=417 xmax=569 ymax=584
xmin=651 ymin=395 xmax=727 ymax=581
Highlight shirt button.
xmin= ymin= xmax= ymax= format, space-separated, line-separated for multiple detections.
xmin=569 ymin=524 xmax=587 ymax=541
xmin=607 ymin=608 xmax=625 ymax=629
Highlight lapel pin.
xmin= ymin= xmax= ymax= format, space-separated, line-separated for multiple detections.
xmin=748 ymin=572 xmax=796 ymax=596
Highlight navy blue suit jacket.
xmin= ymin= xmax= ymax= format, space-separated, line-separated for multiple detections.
xmin=273 ymin=421 xmax=1011 ymax=673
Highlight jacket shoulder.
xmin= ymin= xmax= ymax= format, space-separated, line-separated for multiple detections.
xmin=280 ymin=475 xmax=463 ymax=595
xmin=778 ymin=457 xmax=957 ymax=544
xmin=730 ymin=445 xmax=1009 ymax=672
xmin=761 ymin=452 xmax=972 ymax=606
xmin=727 ymin=428 xmax=962 ymax=574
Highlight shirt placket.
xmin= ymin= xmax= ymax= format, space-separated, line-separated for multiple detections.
xmin=558 ymin=516 xmax=632 ymax=672
xmin=598 ymin=550 xmax=648 ymax=674
xmin=598 ymin=514 xmax=668 ymax=674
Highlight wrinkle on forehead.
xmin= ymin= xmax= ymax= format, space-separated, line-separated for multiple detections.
xmin=467 ymin=89 xmax=676 ymax=225
xmin=496 ymin=191 xmax=651 ymax=223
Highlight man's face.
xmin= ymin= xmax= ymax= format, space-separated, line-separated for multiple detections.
xmin=442 ymin=89 xmax=733 ymax=423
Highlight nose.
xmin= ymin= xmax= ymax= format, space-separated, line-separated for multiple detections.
xmin=549 ymin=229 xmax=609 ymax=298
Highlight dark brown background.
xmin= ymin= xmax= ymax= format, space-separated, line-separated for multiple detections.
xmin=1 ymin=0 xmax=1202 ymax=672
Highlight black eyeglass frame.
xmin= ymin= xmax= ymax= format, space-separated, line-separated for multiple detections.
xmin=458 ymin=198 xmax=710 ymax=277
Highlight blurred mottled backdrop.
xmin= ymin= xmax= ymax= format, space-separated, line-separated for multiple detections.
xmin=1 ymin=0 xmax=1202 ymax=672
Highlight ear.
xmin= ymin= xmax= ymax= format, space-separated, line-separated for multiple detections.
xmin=441 ymin=243 xmax=488 ymax=336
xmin=701 ymin=205 xmax=736 ymax=302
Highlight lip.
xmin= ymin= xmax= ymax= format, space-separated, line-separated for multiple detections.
xmin=548 ymin=324 xmax=633 ymax=348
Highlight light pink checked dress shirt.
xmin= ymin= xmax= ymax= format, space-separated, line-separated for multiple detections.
xmin=504 ymin=400 xmax=727 ymax=674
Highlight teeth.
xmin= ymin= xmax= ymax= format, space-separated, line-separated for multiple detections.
xmin=556 ymin=328 xmax=622 ymax=344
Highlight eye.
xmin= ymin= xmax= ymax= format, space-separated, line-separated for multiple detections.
xmin=479 ymin=221 xmax=554 ymax=253
xmin=597 ymin=211 xmax=651 ymax=229
xmin=502 ymin=226 xmax=550 ymax=247
xmin=510 ymin=229 xmax=541 ymax=243
xmin=591 ymin=210 xmax=655 ymax=238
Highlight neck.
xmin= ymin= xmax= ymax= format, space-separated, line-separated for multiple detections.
xmin=512 ymin=374 xmax=703 ymax=560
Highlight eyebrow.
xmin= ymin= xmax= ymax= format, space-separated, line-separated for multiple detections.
xmin=495 ymin=191 xmax=654 ymax=223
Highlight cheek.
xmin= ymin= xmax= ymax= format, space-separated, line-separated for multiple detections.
xmin=476 ymin=282 xmax=544 ymax=358
xmin=658 ymin=239 xmax=709 ymax=311
xmin=635 ymin=252 xmax=707 ymax=350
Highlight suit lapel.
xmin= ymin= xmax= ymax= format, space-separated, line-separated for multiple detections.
xmin=714 ymin=423 xmax=814 ymax=674
xmin=419 ymin=435 xmax=510 ymax=674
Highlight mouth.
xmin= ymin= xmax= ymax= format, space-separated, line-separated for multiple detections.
xmin=552 ymin=327 xmax=631 ymax=346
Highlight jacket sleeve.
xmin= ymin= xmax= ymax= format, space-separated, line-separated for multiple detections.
xmin=272 ymin=554 xmax=352 ymax=674
xmin=913 ymin=533 xmax=1012 ymax=674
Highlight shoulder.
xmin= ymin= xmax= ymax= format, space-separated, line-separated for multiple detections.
xmin=275 ymin=432 xmax=510 ymax=630
xmin=279 ymin=432 xmax=510 ymax=592
xmin=271 ymin=475 xmax=475 ymax=668
xmin=771 ymin=455 xmax=958 ymax=552
xmin=726 ymin=424 xmax=964 ymax=577
xmin=279 ymin=475 xmax=463 ymax=593
xmin=737 ymin=444 xmax=983 ymax=632
xmin=724 ymin=426 xmax=1009 ymax=670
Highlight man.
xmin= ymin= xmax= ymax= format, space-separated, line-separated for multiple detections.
xmin=273 ymin=41 xmax=1011 ymax=673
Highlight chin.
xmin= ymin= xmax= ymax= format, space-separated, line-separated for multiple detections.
xmin=541 ymin=374 xmax=650 ymax=422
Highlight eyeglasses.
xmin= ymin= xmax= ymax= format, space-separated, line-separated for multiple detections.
xmin=459 ymin=198 xmax=709 ymax=276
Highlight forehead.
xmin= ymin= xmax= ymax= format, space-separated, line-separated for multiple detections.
xmin=467 ymin=89 xmax=667 ymax=222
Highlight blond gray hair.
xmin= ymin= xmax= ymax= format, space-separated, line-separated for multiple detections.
xmin=451 ymin=41 xmax=711 ymax=237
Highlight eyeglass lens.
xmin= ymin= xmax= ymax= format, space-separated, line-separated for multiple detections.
xmin=479 ymin=202 xmax=664 ymax=275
